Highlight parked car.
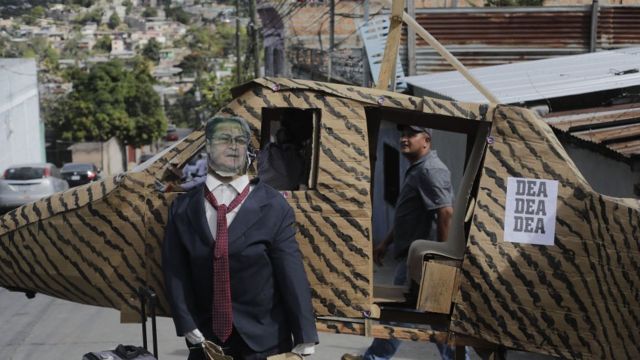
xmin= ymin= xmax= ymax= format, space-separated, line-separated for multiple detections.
xmin=0 ymin=163 xmax=69 ymax=213
xmin=60 ymin=162 xmax=100 ymax=187
xmin=165 ymin=128 xmax=179 ymax=141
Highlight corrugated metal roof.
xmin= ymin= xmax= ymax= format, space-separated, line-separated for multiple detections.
xmin=404 ymin=47 xmax=640 ymax=104
xmin=397 ymin=6 xmax=640 ymax=74
xmin=544 ymin=103 xmax=640 ymax=157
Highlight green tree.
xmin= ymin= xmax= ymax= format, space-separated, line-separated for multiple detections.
xmin=185 ymin=24 xmax=243 ymax=60
xmin=22 ymin=5 xmax=46 ymax=25
xmin=78 ymin=8 xmax=103 ymax=24
xmin=178 ymin=52 xmax=208 ymax=76
xmin=123 ymin=0 xmax=133 ymax=15
xmin=68 ymin=0 xmax=96 ymax=7
xmin=41 ymin=46 xmax=60 ymax=71
xmin=165 ymin=89 xmax=199 ymax=128
xmin=108 ymin=12 xmax=121 ymax=30
xmin=142 ymin=38 xmax=161 ymax=63
xmin=166 ymin=73 xmax=235 ymax=129
xmin=94 ymin=35 xmax=112 ymax=53
xmin=47 ymin=60 xmax=166 ymax=148
xmin=142 ymin=7 xmax=158 ymax=18
xmin=198 ymin=73 xmax=235 ymax=121
xmin=165 ymin=6 xmax=191 ymax=25
xmin=31 ymin=5 xmax=46 ymax=18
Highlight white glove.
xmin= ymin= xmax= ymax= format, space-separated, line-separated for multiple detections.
xmin=185 ymin=328 xmax=205 ymax=345
xmin=291 ymin=343 xmax=315 ymax=356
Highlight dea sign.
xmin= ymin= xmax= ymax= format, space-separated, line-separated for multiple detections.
xmin=504 ymin=177 xmax=559 ymax=246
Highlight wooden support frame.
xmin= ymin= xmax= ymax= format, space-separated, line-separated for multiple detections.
xmin=316 ymin=318 xmax=501 ymax=350
xmin=376 ymin=0 xmax=404 ymax=90
xmin=380 ymin=0 xmax=499 ymax=103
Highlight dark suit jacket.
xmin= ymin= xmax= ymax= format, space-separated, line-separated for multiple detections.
xmin=162 ymin=179 xmax=318 ymax=352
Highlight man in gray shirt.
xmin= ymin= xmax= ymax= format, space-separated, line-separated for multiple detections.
xmin=343 ymin=125 xmax=459 ymax=360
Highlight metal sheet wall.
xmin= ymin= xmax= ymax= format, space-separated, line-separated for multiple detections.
xmin=398 ymin=6 xmax=640 ymax=74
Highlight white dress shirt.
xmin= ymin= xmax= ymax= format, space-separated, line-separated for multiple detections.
xmin=204 ymin=174 xmax=252 ymax=238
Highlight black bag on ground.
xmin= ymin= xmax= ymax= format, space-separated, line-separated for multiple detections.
xmin=82 ymin=344 xmax=157 ymax=360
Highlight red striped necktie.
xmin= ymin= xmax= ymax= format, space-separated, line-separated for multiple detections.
xmin=204 ymin=184 xmax=250 ymax=343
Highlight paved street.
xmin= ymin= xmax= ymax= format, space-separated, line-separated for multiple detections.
xmin=0 ymin=267 xmax=555 ymax=360
xmin=0 ymin=288 xmax=443 ymax=360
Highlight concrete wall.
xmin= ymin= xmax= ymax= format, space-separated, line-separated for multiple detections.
xmin=69 ymin=137 xmax=124 ymax=176
xmin=0 ymin=59 xmax=44 ymax=175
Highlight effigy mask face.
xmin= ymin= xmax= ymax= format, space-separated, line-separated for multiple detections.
xmin=205 ymin=116 xmax=251 ymax=178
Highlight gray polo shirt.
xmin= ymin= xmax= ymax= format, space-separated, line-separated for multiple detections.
xmin=393 ymin=150 xmax=454 ymax=259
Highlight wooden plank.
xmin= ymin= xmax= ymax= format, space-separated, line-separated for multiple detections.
xmin=417 ymin=261 xmax=459 ymax=313
xmin=376 ymin=0 xmax=405 ymax=90
xmin=370 ymin=324 xmax=449 ymax=342
xmin=373 ymin=284 xmax=407 ymax=303
xmin=316 ymin=319 xmax=365 ymax=336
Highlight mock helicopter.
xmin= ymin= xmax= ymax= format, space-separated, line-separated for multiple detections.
xmin=1 ymin=0 xmax=639 ymax=358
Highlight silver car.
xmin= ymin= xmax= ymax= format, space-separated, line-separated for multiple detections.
xmin=0 ymin=163 xmax=69 ymax=213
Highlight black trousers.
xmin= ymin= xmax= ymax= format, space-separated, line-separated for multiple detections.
xmin=187 ymin=328 xmax=292 ymax=360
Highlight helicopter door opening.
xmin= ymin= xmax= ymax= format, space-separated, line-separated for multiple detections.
xmin=365 ymin=107 xmax=490 ymax=317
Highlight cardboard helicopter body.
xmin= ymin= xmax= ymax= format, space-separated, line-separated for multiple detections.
xmin=0 ymin=78 xmax=638 ymax=359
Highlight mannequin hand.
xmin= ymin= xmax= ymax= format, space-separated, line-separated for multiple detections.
xmin=185 ymin=328 xmax=205 ymax=345
xmin=291 ymin=343 xmax=315 ymax=356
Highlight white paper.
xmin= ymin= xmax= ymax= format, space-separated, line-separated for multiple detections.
xmin=504 ymin=177 xmax=558 ymax=246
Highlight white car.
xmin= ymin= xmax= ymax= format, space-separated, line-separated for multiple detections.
xmin=0 ymin=163 xmax=69 ymax=213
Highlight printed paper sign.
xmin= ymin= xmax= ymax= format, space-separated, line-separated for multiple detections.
xmin=504 ymin=177 xmax=558 ymax=246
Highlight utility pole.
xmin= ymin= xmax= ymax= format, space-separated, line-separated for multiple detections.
xmin=590 ymin=0 xmax=599 ymax=52
xmin=362 ymin=0 xmax=370 ymax=87
xmin=328 ymin=0 xmax=335 ymax=81
xmin=329 ymin=0 xmax=335 ymax=51
xmin=250 ymin=0 xmax=260 ymax=78
xmin=235 ymin=0 xmax=241 ymax=83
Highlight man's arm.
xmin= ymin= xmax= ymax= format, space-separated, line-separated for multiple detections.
xmin=418 ymin=167 xmax=454 ymax=242
xmin=436 ymin=206 xmax=453 ymax=242
xmin=270 ymin=204 xmax=319 ymax=348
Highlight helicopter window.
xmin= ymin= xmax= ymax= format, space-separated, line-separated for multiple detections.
xmin=258 ymin=108 xmax=320 ymax=191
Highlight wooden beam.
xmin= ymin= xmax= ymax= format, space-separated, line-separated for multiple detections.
xmin=376 ymin=0 xmax=405 ymax=90
xmin=382 ymin=0 xmax=499 ymax=103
